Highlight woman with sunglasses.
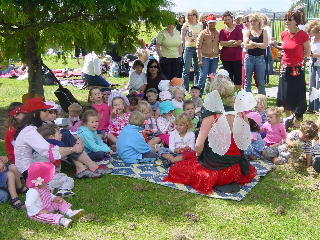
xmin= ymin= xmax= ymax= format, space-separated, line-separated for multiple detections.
xmin=276 ymin=10 xmax=310 ymax=127
xmin=14 ymin=98 xmax=110 ymax=180
xmin=145 ymin=59 xmax=166 ymax=93
xmin=181 ymin=8 xmax=202 ymax=90
xmin=243 ymin=13 xmax=268 ymax=95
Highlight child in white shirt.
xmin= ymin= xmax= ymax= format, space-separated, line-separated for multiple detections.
xmin=128 ymin=60 xmax=147 ymax=92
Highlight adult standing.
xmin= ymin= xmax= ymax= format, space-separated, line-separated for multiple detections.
xmin=181 ymin=8 xmax=202 ymax=90
xmin=156 ymin=23 xmax=182 ymax=80
xmin=14 ymin=98 xmax=110 ymax=179
xmin=219 ymin=11 xmax=243 ymax=90
xmin=176 ymin=15 xmax=186 ymax=33
xmin=243 ymin=13 xmax=268 ymax=95
xmin=144 ymin=59 xmax=166 ymax=93
xmin=196 ymin=14 xmax=219 ymax=95
xmin=82 ymin=51 xmax=112 ymax=88
xmin=276 ymin=10 xmax=310 ymax=125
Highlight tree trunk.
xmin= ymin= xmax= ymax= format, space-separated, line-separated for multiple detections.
xmin=25 ymin=32 xmax=44 ymax=97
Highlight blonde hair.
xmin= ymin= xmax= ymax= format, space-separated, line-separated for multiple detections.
xmin=136 ymin=100 xmax=152 ymax=114
xmin=68 ymin=103 xmax=82 ymax=114
xmin=306 ymin=20 xmax=320 ymax=34
xmin=255 ymin=94 xmax=268 ymax=110
xmin=199 ymin=13 xmax=206 ymax=22
xmin=170 ymin=86 xmax=185 ymax=96
xmin=267 ymin=107 xmax=283 ymax=119
xmin=186 ymin=8 xmax=199 ymax=23
xmin=129 ymin=111 xmax=146 ymax=126
xmin=249 ymin=13 xmax=264 ymax=30
xmin=175 ymin=112 xmax=193 ymax=130
xmin=136 ymin=49 xmax=150 ymax=59
xmin=110 ymin=97 xmax=129 ymax=119
xmin=209 ymin=76 xmax=235 ymax=106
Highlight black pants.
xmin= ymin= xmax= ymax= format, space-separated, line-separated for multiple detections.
xmin=222 ymin=60 xmax=242 ymax=85
xmin=159 ymin=57 xmax=182 ymax=80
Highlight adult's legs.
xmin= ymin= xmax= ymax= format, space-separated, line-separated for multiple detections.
xmin=82 ymin=73 xmax=111 ymax=88
xmin=308 ymin=64 xmax=317 ymax=111
xmin=222 ymin=61 xmax=233 ymax=80
xmin=74 ymin=152 xmax=100 ymax=172
xmin=192 ymin=49 xmax=200 ymax=85
xmin=231 ymin=60 xmax=242 ymax=90
xmin=182 ymin=47 xmax=193 ymax=91
xmin=314 ymin=66 xmax=320 ymax=111
xmin=255 ymin=55 xmax=266 ymax=95
xmin=244 ymin=55 xmax=254 ymax=93
xmin=159 ymin=57 xmax=171 ymax=79
xmin=198 ymin=57 xmax=210 ymax=95
xmin=171 ymin=57 xmax=182 ymax=79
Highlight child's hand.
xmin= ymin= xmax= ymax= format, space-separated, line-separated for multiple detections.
xmin=53 ymin=196 xmax=63 ymax=203
xmin=38 ymin=209 xmax=49 ymax=214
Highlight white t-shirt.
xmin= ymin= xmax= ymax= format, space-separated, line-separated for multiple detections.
xmin=82 ymin=52 xmax=102 ymax=76
xmin=172 ymin=99 xmax=184 ymax=109
xmin=310 ymin=36 xmax=320 ymax=66
xmin=169 ymin=130 xmax=195 ymax=152
xmin=128 ymin=71 xmax=147 ymax=91
xmin=25 ymin=188 xmax=55 ymax=216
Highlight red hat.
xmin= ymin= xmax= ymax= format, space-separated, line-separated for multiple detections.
xmin=8 ymin=106 xmax=27 ymax=117
xmin=206 ymin=14 xmax=217 ymax=23
xmin=26 ymin=162 xmax=55 ymax=188
xmin=23 ymin=97 xmax=53 ymax=113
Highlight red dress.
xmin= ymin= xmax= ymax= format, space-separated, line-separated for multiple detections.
xmin=163 ymin=136 xmax=257 ymax=195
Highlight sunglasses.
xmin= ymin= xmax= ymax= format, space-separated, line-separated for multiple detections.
xmin=48 ymin=110 xmax=57 ymax=114
xmin=41 ymin=109 xmax=48 ymax=112
xmin=149 ymin=65 xmax=158 ymax=69
xmin=188 ymin=14 xmax=197 ymax=17
xmin=284 ymin=19 xmax=293 ymax=21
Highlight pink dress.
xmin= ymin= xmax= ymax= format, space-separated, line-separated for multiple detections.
xmin=107 ymin=112 xmax=130 ymax=137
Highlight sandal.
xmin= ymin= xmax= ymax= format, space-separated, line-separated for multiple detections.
xmin=9 ymin=197 xmax=25 ymax=210
xmin=17 ymin=186 xmax=28 ymax=194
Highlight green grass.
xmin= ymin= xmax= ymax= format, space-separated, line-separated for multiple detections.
xmin=0 ymin=57 xmax=320 ymax=240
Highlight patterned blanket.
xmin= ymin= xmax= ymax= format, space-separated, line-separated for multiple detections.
xmin=99 ymin=154 xmax=273 ymax=201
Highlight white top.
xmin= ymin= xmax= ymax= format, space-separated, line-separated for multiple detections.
xmin=14 ymin=126 xmax=61 ymax=173
xmin=82 ymin=52 xmax=102 ymax=76
xmin=310 ymin=36 xmax=320 ymax=66
xmin=169 ymin=130 xmax=195 ymax=152
xmin=172 ymin=99 xmax=184 ymax=109
xmin=128 ymin=71 xmax=147 ymax=91
xmin=25 ymin=188 xmax=55 ymax=216
xmin=263 ymin=26 xmax=272 ymax=45
xmin=156 ymin=116 xmax=175 ymax=134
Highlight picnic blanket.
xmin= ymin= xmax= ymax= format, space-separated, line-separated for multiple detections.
xmin=99 ymin=154 xmax=273 ymax=201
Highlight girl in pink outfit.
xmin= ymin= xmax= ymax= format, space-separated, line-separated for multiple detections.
xmin=25 ymin=162 xmax=84 ymax=228
xmin=89 ymin=88 xmax=111 ymax=133
xmin=260 ymin=107 xmax=287 ymax=146
xmin=106 ymin=93 xmax=131 ymax=145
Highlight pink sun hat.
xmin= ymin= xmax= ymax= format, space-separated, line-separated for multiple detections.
xmin=246 ymin=111 xmax=262 ymax=126
xmin=26 ymin=162 xmax=55 ymax=188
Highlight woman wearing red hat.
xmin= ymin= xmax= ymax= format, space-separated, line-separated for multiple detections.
xmin=14 ymin=98 xmax=110 ymax=180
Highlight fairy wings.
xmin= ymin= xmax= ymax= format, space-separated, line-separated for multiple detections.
xmin=203 ymin=90 xmax=257 ymax=155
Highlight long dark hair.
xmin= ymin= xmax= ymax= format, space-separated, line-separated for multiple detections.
xmin=14 ymin=110 xmax=44 ymax=139
xmin=146 ymin=59 xmax=160 ymax=80
xmin=248 ymin=118 xmax=260 ymax=133
xmin=7 ymin=102 xmax=23 ymax=128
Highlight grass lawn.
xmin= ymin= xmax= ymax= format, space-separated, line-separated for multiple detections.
xmin=0 ymin=57 xmax=320 ymax=240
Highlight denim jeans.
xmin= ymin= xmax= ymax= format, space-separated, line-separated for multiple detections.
xmin=182 ymin=47 xmax=200 ymax=91
xmin=82 ymin=73 xmax=111 ymax=88
xmin=308 ymin=63 xmax=320 ymax=111
xmin=198 ymin=57 xmax=219 ymax=95
xmin=244 ymin=54 xmax=266 ymax=95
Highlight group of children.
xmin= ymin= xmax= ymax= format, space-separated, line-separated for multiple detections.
xmin=2 ymin=68 xmax=320 ymax=228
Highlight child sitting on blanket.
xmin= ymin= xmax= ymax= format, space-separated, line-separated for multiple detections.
xmin=36 ymin=124 xmax=75 ymax=198
xmin=117 ymin=111 xmax=158 ymax=163
xmin=157 ymin=100 xmax=176 ymax=146
xmin=254 ymin=94 xmax=268 ymax=126
xmin=145 ymin=88 xmax=160 ymax=119
xmin=25 ymin=162 xmax=84 ymax=228
xmin=67 ymin=103 xmax=82 ymax=133
xmin=244 ymin=112 xmax=265 ymax=160
xmin=189 ymin=85 xmax=203 ymax=115
xmin=183 ymin=100 xmax=200 ymax=132
xmin=77 ymin=110 xmax=112 ymax=162
xmin=158 ymin=112 xmax=195 ymax=167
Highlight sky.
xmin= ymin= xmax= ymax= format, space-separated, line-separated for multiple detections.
xmin=170 ymin=0 xmax=294 ymax=12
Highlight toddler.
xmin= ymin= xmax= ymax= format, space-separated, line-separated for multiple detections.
xmin=68 ymin=103 xmax=82 ymax=132
xmin=157 ymin=100 xmax=176 ymax=146
xmin=117 ymin=111 xmax=158 ymax=163
xmin=36 ymin=124 xmax=75 ymax=197
xmin=89 ymin=88 xmax=111 ymax=133
xmin=45 ymin=101 xmax=61 ymax=123
xmin=158 ymin=113 xmax=195 ymax=167
xmin=264 ymin=121 xmax=318 ymax=165
xmin=260 ymin=107 xmax=287 ymax=147
xmin=128 ymin=59 xmax=147 ymax=92
xmin=77 ymin=110 xmax=112 ymax=162
xmin=5 ymin=102 xmax=26 ymax=164
xmin=145 ymin=88 xmax=160 ymax=118
xmin=25 ymin=162 xmax=84 ymax=228
xmin=189 ymin=86 xmax=203 ymax=115
xmin=255 ymin=94 xmax=268 ymax=126
xmin=170 ymin=86 xmax=185 ymax=110
xmin=0 ymin=156 xmax=26 ymax=209
xmin=183 ymin=100 xmax=200 ymax=132
xmin=106 ymin=93 xmax=131 ymax=145
xmin=244 ymin=112 xmax=265 ymax=160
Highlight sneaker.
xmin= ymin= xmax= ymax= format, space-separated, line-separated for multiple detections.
xmin=95 ymin=166 xmax=113 ymax=175
xmin=66 ymin=209 xmax=84 ymax=219
xmin=60 ymin=217 xmax=72 ymax=228
xmin=76 ymin=169 xmax=101 ymax=179
xmin=56 ymin=190 xmax=75 ymax=198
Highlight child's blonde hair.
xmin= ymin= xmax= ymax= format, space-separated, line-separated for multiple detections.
xmin=111 ymin=97 xmax=129 ymax=119
xmin=255 ymin=94 xmax=268 ymax=110
xmin=209 ymin=72 xmax=234 ymax=106
xmin=267 ymin=107 xmax=283 ymax=118
xmin=300 ymin=120 xmax=319 ymax=140
xmin=175 ymin=112 xmax=193 ymax=130
xmin=136 ymin=100 xmax=152 ymax=114
xmin=88 ymin=87 xmax=102 ymax=104
xmin=68 ymin=103 xmax=82 ymax=114
xmin=170 ymin=86 xmax=185 ymax=97
xmin=129 ymin=111 xmax=146 ymax=126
